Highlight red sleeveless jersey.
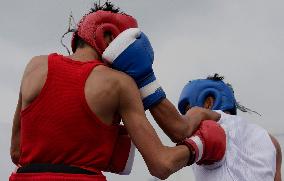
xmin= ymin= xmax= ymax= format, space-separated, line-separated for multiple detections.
xmin=19 ymin=53 xmax=120 ymax=173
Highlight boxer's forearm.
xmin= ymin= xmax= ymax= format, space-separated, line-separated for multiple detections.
xmin=144 ymin=145 xmax=190 ymax=180
xmin=150 ymin=99 xmax=191 ymax=143
xmin=150 ymin=99 xmax=221 ymax=143
xmin=157 ymin=145 xmax=190 ymax=179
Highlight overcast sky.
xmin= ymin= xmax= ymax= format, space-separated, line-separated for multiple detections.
xmin=0 ymin=0 xmax=284 ymax=180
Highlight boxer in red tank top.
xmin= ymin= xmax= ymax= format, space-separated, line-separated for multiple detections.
xmin=10 ymin=2 xmax=224 ymax=181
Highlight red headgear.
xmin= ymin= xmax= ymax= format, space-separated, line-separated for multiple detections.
xmin=71 ymin=10 xmax=138 ymax=55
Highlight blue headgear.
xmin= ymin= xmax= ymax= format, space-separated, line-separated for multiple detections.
xmin=178 ymin=79 xmax=237 ymax=115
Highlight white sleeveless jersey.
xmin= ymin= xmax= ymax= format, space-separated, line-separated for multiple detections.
xmin=193 ymin=111 xmax=276 ymax=181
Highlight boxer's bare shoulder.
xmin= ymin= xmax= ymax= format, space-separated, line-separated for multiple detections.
xmin=85 ymin=64 xmax=139 ymax=125
xmin=22 ymin=55 xmax=48 ymax=80
xmin=21 ymin=55 xmax=48 ymax=109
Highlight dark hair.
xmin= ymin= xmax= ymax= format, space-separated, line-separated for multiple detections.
xmin=73 ymin=1 xmax=121 ymax=51
xmin=207 ymin=73 xmax=224 ymax=81
xmin=207 ymin=73 xmax=235 ymax=93
xmin=90 ymin=1 xmax=121 ymax=14
xmin=205 ymin=73 xmax=236 ymax=114
xmin=74 ymin=37 xmax=87 ymax=49
xmin=206 ymin=73 xmax=261 ymax=116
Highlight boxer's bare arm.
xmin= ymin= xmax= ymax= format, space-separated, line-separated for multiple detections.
xmin=149 ymin=99 xmax=189 ymax=142
xmin=118 ymin=74 xmax=190 ymax=180
xmin=10 ymin=55 xmax=47 ymax=164
xmin=150 ymin=100 xmax=221 ymax=143
xmin=270 ymin=135 xmax=282 ymax=181
xmin=10 ymin=93 xmax=22 ymax=165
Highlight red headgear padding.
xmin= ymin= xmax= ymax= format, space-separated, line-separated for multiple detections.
xmin=71 ymin=10 xmax=138 ymax=55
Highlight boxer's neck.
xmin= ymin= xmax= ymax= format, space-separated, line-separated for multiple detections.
xmin=68 ymin=46 xmax=101 ymax=62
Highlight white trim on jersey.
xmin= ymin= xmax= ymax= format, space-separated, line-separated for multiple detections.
xmin=119 ymin=141 xmax=136 ymax=175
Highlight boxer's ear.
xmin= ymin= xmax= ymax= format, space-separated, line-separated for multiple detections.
xmin=204 ymin=96 xmax=215 ymax=110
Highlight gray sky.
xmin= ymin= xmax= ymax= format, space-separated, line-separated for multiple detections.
xmin=1 ymin=0 xmax=284 ymax=180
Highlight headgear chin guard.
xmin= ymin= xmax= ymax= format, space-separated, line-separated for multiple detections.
xmin=178 ymin=79 xmax=237 ymax=115
xmin=71 ymin=10 xmax=138 ymax=55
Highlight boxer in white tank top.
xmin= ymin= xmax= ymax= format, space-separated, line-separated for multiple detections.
xmin=178 ymin=74 xmax=282 ymax=181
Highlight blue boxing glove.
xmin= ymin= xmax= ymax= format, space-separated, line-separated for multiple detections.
xmin=102 ymin=28 xmax=166 ymax=109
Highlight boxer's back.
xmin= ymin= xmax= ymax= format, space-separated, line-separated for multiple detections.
xmin=21 ymin=54 xmax=123 ymax=125
xmin=19 ymin=53 xmax=128 ymax=171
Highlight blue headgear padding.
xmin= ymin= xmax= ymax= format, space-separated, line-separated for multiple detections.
xmin=178 ymin=79 xmax=237 ymax=115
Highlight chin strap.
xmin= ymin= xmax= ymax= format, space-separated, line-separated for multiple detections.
xmin=60 ymin=11 xmax=77 ymax=55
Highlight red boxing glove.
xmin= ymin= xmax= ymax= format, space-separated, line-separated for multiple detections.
xmin=181 ymin=120 xmax=226 ymax=165
xmin=107 ymin=125 xmax=135 ymax=175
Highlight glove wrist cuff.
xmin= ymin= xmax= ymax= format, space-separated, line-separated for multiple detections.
xmin=139 ymin=79 xmax=162 ymax=99
xmin=182 ymin=136 xmax=204 ymax=165
xmin=138 ymin=74 xmax=166 ymax=110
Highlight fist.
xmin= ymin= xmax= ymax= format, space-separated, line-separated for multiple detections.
xmin=181 ymin=120 xmax=226 ymax=165
xmin=102 ymin=28 xmax=166 ymax=109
